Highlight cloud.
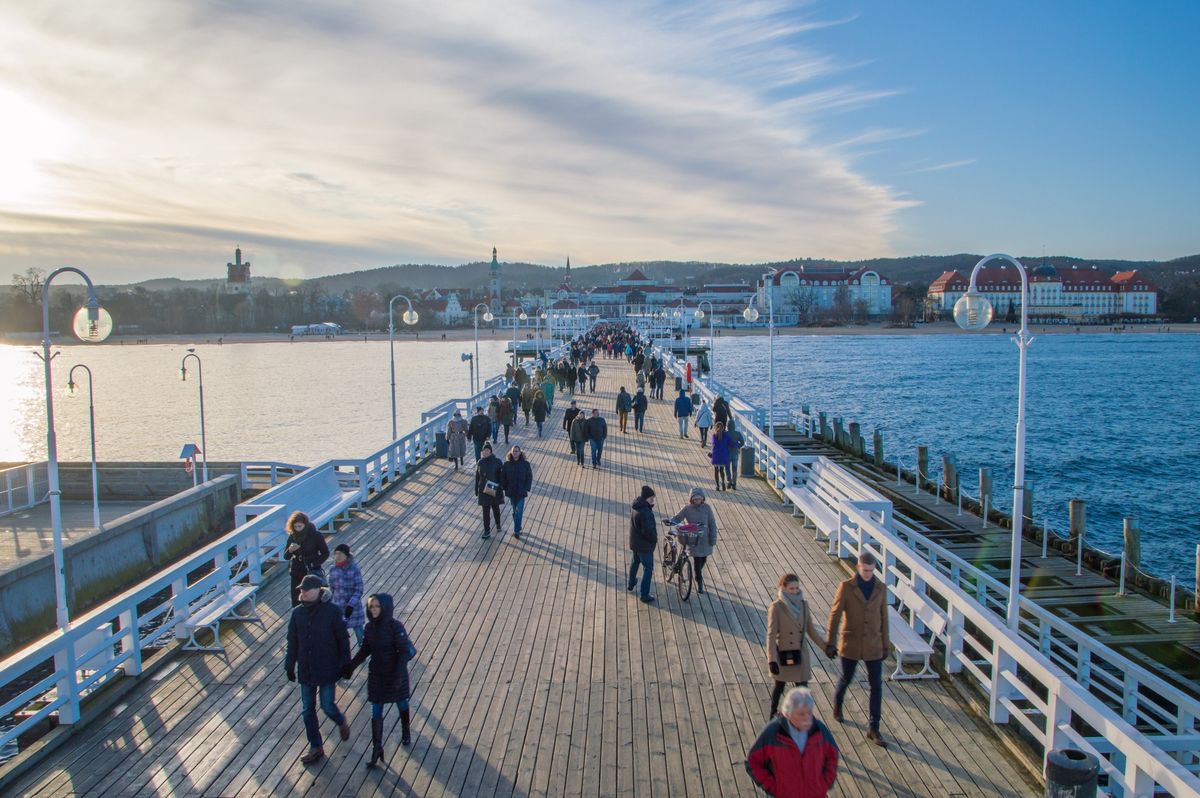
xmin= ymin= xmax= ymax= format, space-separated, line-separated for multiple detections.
xmin=0 ymin=0 xmax=914 ymax=282
xmin=905 ymin=158 xmax=977 ymax=175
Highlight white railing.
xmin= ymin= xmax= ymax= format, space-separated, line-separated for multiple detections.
xmin=833 ymin=497 xmax=1200 ymax=797
xmin=0 ymin=462 xmax=47 ymax=517
xmin=0 ymin=344 xmax=573 ymax=762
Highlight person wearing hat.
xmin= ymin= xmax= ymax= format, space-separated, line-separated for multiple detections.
xmin=328 ymin=543 xmax=366 ymax=646
xmin=468 ymin=406 xmax=491 ymax=461
xmin=627 ymin=486 xmax=659 ymax=604
xmin=446 ymin=410 xmax=469 ymax=470
xmin=474 ymin=442 xmax=505 ymax=539
xmin=286 ymin=573 xmax=352 ymax=765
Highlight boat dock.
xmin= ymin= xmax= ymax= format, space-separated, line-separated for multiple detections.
xmin=1 ymin=332 xmax=1197 ymax=797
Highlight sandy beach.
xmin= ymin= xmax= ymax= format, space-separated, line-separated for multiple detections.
xmin=3 ymin=320 xmax=1195 ymax=347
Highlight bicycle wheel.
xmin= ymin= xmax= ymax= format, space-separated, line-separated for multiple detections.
xmin=662 ymin=539 xmax=675 ymax=568
xmin=676 ymin=556 xmax=693 ymax=601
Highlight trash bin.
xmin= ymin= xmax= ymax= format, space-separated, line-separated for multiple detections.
xmin=674 ymin=376 xmax=683 ymax=391
xmin=435 ymin=432 xmax=448 ymax=459
xmin=1044 ymin=749 xmax=1098 ymax=798
xmin=740 ymin=447 xmax=755 ymax=477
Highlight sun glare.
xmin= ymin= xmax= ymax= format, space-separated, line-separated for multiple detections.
xmin=0 ymin=86 xmax=77 ymax=206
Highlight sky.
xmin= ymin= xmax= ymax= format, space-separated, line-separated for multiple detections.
xmin=0 ymin=0 xmax=1197 ymax=283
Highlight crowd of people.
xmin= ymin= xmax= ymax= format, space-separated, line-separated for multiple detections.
xmin=278 ymin=321 xmax=889 ymax=795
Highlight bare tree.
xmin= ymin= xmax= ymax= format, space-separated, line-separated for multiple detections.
xmin=853 ymin=298 xmax=870 ymax=323
xmin=832 ymin=285 xmax=852 ymax=322
xmin=12 ymin=267 xmax=45 ymax=305
xmin=783 ymin=285 xmax=817 ymax=325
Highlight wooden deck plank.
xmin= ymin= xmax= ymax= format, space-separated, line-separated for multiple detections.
xmin=7 ymin=357 xmax=1041 ymax=798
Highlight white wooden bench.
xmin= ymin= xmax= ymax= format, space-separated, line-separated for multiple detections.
xmin=235 ymin=464 xmax=360 ymax=532
xmin=783 ymin=460 xmax=861 ymax=542
xmin=887 ymin=580 xmax=950 ymax=680
xmin=181 ymin=583 xmax=262 ymax=653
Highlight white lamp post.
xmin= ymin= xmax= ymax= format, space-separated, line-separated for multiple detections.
xmin=743 ymin=289 xmax=775 ymax=437
xmin=387 ymin=295 xmax=419 ymax=440
xmin=953 ymin=252 xmax=1032 ymax=631
xmin=66 ymin=364 xmax=100 ymax=530
xmin=537 ymin=310 xmax=546 ymax=357
xmin=695 ymin=300 xmax=715 ymax=386
xmin=40 ymin=268 xmax=113 ymax=630
xmin=179 ymin=349 xmax=209 ymax=483
xmin=472 ymin=302 xmax=494 ymax=395
xmin=512 ymin=308 xmax=528 ymax=369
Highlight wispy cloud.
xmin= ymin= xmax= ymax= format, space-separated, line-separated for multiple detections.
xmin=0 ymin=0 xmax=914 ymax=282
xmin=905 ymin=158 xmax=977 ymax=174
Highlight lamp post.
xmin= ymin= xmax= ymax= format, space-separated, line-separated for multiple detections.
xmin=40 ymin=267 xmax=113 ymax=630
xmin=386 ymin=294 xmax=419 ymax=440
xmin=66 ymin=364 xmax=100 ymax=530
xmin=743 ymin=287 xmax=775 ymax=438
xmin=537 ymin=310 xmax=546 ymax=357
xmin=179 ymin=349 xmax=209 ymax=483
xmin=512 ymin=308 xmax=528 ymax=369
xmin=694 ymin=300 xmax=716 ymax=386
xmin=472 ymin=303 xmax=494 ymax=395
xmin=461 ymin=352 xmax=474 ymax=396
xmin=953 ymin=253 xmax=1032 ymax=631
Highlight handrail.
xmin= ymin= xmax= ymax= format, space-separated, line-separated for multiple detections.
xmin=0 ymin=461 xmax=47 ymax=518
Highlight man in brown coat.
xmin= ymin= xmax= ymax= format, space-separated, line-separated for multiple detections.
xmin=825 ymin=552 xmax=889 ymax=747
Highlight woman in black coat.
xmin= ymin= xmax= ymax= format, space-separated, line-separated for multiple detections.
xmin=345 ymin=593 xmax=415 ymax=767
xmin=283 ymin=511 xmax=329 ymax=606
xmin=501 ymin=445 xmax=533 ymax=539
xmin=474 ymin=442 xmax=505 ymax=539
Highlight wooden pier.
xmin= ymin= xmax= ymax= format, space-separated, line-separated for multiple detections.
xmin=8 ymin=360 xmax=1039 ymax=797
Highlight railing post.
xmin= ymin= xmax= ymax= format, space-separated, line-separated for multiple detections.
xmin=53 ymin=644 xmax=80 ymax=725
xmin=945 ymin=603 xmax=964 ymax=674
xmin=988 ymin=645 xmax=1014 ymax=723
xmin=118 ymin=607 xmax=143 ymax=676
xmin=172 ymin=575 xmax=191 ymax=640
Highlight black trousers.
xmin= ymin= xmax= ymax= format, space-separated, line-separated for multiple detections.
xmin=289 ymin=569 xmax=305 ymax=607
xmin=769 ymin=679 xmax=809 ymax=717
xmin=481 ymin=504 xmax=501 ymax=531
xmin=693 ymin=555 xmax=708 ymax=587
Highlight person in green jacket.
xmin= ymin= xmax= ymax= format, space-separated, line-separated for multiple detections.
xmin=540 ymin=377 xmax=555 ymax=411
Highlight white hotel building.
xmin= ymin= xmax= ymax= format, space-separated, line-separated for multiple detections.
xmin=926 ymin=263 xmax=1159 ymax=321
xmin=753 ymin=265 xmax=894 ymax=322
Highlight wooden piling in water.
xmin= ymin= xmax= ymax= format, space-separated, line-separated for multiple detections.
xmin=917 ymin=445 xmax=929 ymax=491
xmin=833 ymin=417 xmax=845 ymax=449
xmin=849 ymin=422 xmax=864 ymax=457
xmin=1069 ymin=499 xmax=1086 ymax=551
xmin=1124 ymin=516 xmax=1141 ymax=574
xmin=873 ymin=428 xmax=884 ymax=467
xmin=819 ymin=412 xmax=829 ymax=442
xmin=979 ymin=467 xmax=992 ymax=524
xmin=942 ymin=454 xmax=959 ymax=503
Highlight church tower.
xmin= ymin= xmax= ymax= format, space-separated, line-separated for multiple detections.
xmin=489 ymin=246 xmax=502 ymax=313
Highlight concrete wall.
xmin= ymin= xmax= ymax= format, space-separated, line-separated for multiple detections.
xmin=0 ymin=475 xmax=239 ymax=651
xmin=0 ymin=461 xmax=243 ymax=504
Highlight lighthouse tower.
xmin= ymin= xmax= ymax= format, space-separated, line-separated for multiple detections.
xmin=489 ymin=246 xmax=502 ymax=314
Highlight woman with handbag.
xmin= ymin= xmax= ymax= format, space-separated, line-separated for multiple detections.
xmin=284 ymin=511 xmax=329 ymax=607
xmin=474 ymin=442 xmax=505 ymax=539
xmin=344 ymin=593 xmax=416 ymax=767
xmin=766 ymin=573 xmax=829 ymax=719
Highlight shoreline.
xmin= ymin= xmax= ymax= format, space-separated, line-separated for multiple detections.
xmin=2 ymin=320 xmax=1196 ymax=347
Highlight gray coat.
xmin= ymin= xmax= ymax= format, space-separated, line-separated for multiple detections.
xmin=446 ymin=416 xmax=469 ymax=459
xmin=669 ymin=487 xmax=718 ymax=557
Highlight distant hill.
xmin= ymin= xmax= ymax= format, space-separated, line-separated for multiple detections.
xmin=96 ymin=253 xmax=1200 ymax=294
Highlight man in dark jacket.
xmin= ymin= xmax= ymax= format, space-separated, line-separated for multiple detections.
xmin=468 ymin=407 xmax=491 ymax=461
xmin=563 ymin=400 xmax=581 ymax=454
xmin=587 ymin=408 xmax=608 ymax=468
xmin=576 ymin=364 xmax=588 ymax=394
xmin=631 ymin=388 xmax=649 ymax=432
xmin=652 ymin=365 xmax=667 ymax=399
xmin=674 ymin=390 xmax=694 ymax=438
xmin=501 ymin=445 xmax=534 ymax=539
xmin=746 ymin=686 xmax=839 ymax=797
xmin=286 ymin=575 xmax=352 ymax=764
xmin=587 ymin=361 xmax=600 ymax=392
xmin=713 ymin=395 xmax=730 ymax=427
xmin=505 ymin=382 xmax=522 ymax=413
xmin=531 ymin=393 xmax=548 ymax=436
xmin=615 ymin=387 xmax=633 ymax=434
xmin=627 ymin=486 xmax=658 ymax=603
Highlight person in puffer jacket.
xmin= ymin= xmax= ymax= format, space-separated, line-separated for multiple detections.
xmin=746 ymin=687 xmax=839 ymax=797
xmin=345 ymin=593 xmax=416 ymax=768
xmin=328 ymin=543 xmax=365 ymax=646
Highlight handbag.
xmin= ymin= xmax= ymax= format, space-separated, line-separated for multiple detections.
xmin=483 ymin=480 xmax=499 ymax=497
xmin=778 ymin=649 xmax=802 ymax=667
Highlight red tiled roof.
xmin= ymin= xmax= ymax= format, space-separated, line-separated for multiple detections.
xmin=1112 ymin=270 xmax=1158 ymax=292
xmin=551 ymin=299 xmax=580 ymax=309
xmin=623 ymin=268 xmax=650 ymax=282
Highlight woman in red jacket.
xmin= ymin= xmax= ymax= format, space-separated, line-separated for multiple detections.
xmin=746 ymin=687 xmax=839 ymax=797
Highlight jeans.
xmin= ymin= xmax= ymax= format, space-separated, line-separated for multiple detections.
xmin=724 ymin=461 xmax=737 ymax=485
xmin=699 ymin=426 xmax=709 ymax=446
xmin=473 ymin=438 xmax=485 ymax=460
xmin=589 ymin=378 xmax=597 ymax=391
xmin=371 ymin=700 xmax=410 ymax=719
xmin=589 ymin=439 xmax=604 ymax=466
xmin=677 ymin=417 xmax=689 ymax=437
xmin=510 ymin=497 xmax=526 ymax=533
xmin=834 ymin=657 xmax=884 ymax=731
xmin=634 ymin=411 xmax=645 ymax=431
xmin=575 ymin=442 xmax=585 ymax=466
xmin=350 ymin=626 xmax=364 ymax=647
xmin=300 ymin=683 xmax=345 ymax=748
xmin=618 ymin=411 xmax=629 ymax=432
xmin=536 ymin=420 xmax=544 ymax=437
xmin=490 ymin=421 xmax=499 ymax=442
xmin=628 ymin=551 xmax=654 ymax=599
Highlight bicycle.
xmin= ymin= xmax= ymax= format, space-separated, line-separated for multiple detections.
xmin=661 ymin=519 xmax=702 ymax=601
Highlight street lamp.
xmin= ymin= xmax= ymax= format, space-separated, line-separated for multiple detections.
xmin=537 ymin=310 xmax=546 ymax=357
xmin=473 ymin=303 xmax=494 ymax=395
xmin=180 ymin=349 xmax=209 ymax=483
xmin=743 ymin=287 xmax=775 ymax=438
xmin=39 ymin=267 xmax=112 ymax=630
xmin=387 ymin=295 xmax=419 ymax=440
xmin=695 ymin=300 xmax=715 ymax=385
xmin=512 ymin=308 xmax=528 ymax=369
xmin=953 ymin=253 xmax=1032 ymax=632
xmin=66 ymin=364 xmax=100 ymax=531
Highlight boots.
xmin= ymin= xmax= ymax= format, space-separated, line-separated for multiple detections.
xmin=367 ymin=717 xmax=384 ymax=768
xmin=400 ymin=710 xmax=412 ymax=746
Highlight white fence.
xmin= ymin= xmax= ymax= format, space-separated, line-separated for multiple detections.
xmin=654 ymin=343 xmax=1200 ymax=797
xmin=0 ymin=342 xmax=568 ymax=761
xmin=0 ymin=462 xmax=47 ymax=517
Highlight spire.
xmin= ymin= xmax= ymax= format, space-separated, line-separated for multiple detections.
xmin=235 ymin=245 xmax=242 ymax=266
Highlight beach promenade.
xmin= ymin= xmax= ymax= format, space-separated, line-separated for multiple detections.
xmin=8 ymin=358 xmax=1039 ymax=797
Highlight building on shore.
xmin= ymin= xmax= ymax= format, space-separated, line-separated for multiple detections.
xmin=223 ymin=247 xmax=251 ymax=294
xmin=926 ymin=262 xmax=1159 ymax=321
xmin=752 ymin=265 xmax=893 ymax=322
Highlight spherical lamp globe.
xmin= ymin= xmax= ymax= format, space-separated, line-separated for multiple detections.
xmin=743 ymin=306 xmax=760 ymax=322
xmin=952 ymin=292 xmax=993 ymax=331
xmin=72 ymin=305 xmax=113 ymax=342
xmin=694 ymin=309 xmax=705 ymax=320
xmin=483 ymin=310 xmax=494 ymax=322
xmin=402 ymin=309 xmax=419 ymax=325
